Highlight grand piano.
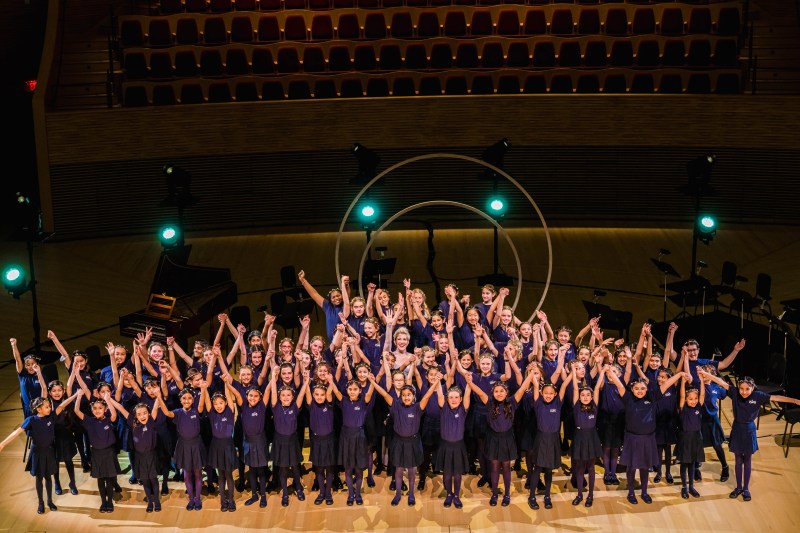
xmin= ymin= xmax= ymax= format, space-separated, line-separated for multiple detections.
xmin=119 ymin=247 xmax=238 ymax=343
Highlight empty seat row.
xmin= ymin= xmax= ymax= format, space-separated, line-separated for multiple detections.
xmin=155 ymin=0 xmax=737 ymax=16
xmin=120 ymin=4 xmax=741 ymax=47
xmin=122 ymin=36 xmax=739 ymax=78
xmin=121 ymin=67 xmax=742 ymax=105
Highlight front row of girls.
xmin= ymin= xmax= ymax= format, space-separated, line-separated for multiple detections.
xmin=5 ymin=344 xmax=800 ymax=515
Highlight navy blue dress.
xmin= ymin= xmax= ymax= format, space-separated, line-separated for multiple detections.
xmin=728 ymin=387 xmax=771 ymax=455
xmin=22 ymin=413 xmax=58 ymax=477
xmin=619 ymin=389 xmax=662 ymax=470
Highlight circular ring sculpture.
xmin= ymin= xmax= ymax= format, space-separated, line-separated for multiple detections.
xmin=335 ymin=153 xmax=552 ymax=322
xmin=356 ymin=200 xmax=524 ymax=314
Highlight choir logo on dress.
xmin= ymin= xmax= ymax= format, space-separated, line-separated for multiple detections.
xmin=664 ymin=392 xmax=672 ymax=397
xmin=251 ymin=412 xmax=259 ymax=417
xmin=643 ymin=401 xmax=651 ymax=405
xmin=549 ymin=409 xmax=557 ymax=413
xmin=694 ymin=410 xmax=699 ymax=415
xmin=221 ymin=417 xmax=228 ymax=422
xmin=748 ymin=400 xmax=757 ymax=405
xmin=407 ymin=413 xmax=415 ymax=418
xmin=354 ymin=406 xmax=361 ymax=411
xmin=190 ymin=415 xmax=196 ymax=419
xmin=142 ymin=427 xmax=148 ymax=432
xmin=587 ymin=414 xmax=595 ymax=420
xmin=103 ymin=425 xmax=110 ymax=430
xmin=322 ymin=407 xmax=328 ymax=413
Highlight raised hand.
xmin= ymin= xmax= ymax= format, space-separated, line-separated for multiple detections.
xmin=106 ymin=341 xmax=115 ymax=354
xmin=47 ymin=330 xmax=56 ymax=340
xmin=300 ymin=315 xmax=310 ymax=329
xmin=499 ymin=287 xmax=510 ymax=297
xmin=536 ymin=310 xmax=548 ymax=324
xmin=264 ymin=313 xmax=276 ymax=327
xmin=367 ymin=283 xmax=376 ymax=293
xmin=339 ymin=312 xmax=348 ymax=325
xmin=298 ymin=270 xmax=306 ymax=283
xmin=668 ymin=322 xmax=678 ymax=334
xmin=237 ymin=324 xmax=247 ymax=334
xmin=403 ymin=278 xmax=411 ymax=290
xmin=614 ymin=338 xmax=625 ymax=348
xmin=269 ymin=329 xmax=278 ymax=342
xmin=10 ymin=338 xmax=17 ymax=346
xmin=218 ymin=313 xmax=227 ymax=324
xmin=734 ymin=338 xmax=746 ymax=351
xmin=166 ymin=336 xmax=175 ymax=347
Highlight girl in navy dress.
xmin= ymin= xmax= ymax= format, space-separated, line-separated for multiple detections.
xmin=524 ymin=367 xmax=569 ymax=509
xmin=11 ymin=338 xmax=46 ymax=419
xmin=697 ymin=364 xmax=729 ymax=482
xmin=115 ymin=399 xmax=162 ymax=512
xmin=435 ymin=380 xmax=471 ymax=508
xmin=676 ymin=373 xmax=704 ymax=499
xmin=467 ymin=365 xmax=536 ymax=507
xmin=306 ymin=374 xmax=338 ymax=505
xmin=700 ymin=370 xmax=800 ymax=501
xmin=331 ymin=373 xmax=375 ymax=506
xmin=140 ymin=367 xmax=178 ymax=494
xmin=653 ymin=365 xmax=679 ymax=484
xmin=597 ymin=352 xmax=629 ymax=485
xmin=271 ymin=369 xmax=310 ymax=507
xmin=160 ymin=384 xmax=209 ymax=510
xmin=297 ymin=270 xmax=350 ymax=341
xmin=234 ymin=369 xmax=274 ymax=508
xmin=0 ymin=394 xmax=77 ymax=514
xmin=206 ymin=378 xmax=241 ymax=512
xmin=73 ymin=389 xmax=123 ymax=513
xmin=605 ymin=364 xmax=686 ymax=504
xmin=569 ymin=369 xmax=603 ymax=507
xmin=46 ymin=380 xmax=79 ymax=495
xmin=369 ymin=372 xmax=437 ymax=506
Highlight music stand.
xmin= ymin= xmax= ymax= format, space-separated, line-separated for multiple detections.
xmin=363 ymin=257 xmax=397 ymax=292
xmin=274 ymin=299 xmax=317 ymax=332
xmin=651 ymin=258 xmax=681 ymax=321
xmin=582 ymin=301 xmax=633 ymax=340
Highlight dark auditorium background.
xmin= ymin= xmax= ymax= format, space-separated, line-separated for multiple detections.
xmin=0 ymin=1 xmax=799 ymax=395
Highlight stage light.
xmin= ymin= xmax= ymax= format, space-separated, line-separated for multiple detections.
xmin=159 ymin=225 xmax=182 ymax=248
xmin=696 ymin=214 xmax=717 ymax=244
xmin=480 ymin=138 xmax=511 ymax=180
xmin=3 ymin=265 xmax=29 ymax=298
xmin=686 ymin=154 xmax=716 ymax=180
xmin=351 ymin=143 xmax=381 ymax=185
xmin=361 ymin=205 xmax=375 ymax=218
xmin=159 ymin=164 xmax=198 ymax=208
xmin=487 ymin=196 xmax=507 ymax=218
xmin=358 ymin=203 xmax=378 ymax=228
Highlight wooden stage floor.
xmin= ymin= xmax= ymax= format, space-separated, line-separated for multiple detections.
xmin=1 ymin=363 xmax=799 ymax=532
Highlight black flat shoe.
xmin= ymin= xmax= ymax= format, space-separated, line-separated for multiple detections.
xmin=572 ymin=495 xmax=583 ymax=506
xmin=729 ymin=488 xmax=743 ymax=499
xmin=641 ymin=494 xmax=652 ymax=504
xmin=681 ymin=487 xmax=689 ymax=499
xmin=408 ymin=495 xmax=415 ymax=506
xmin=37 ymin=502 xmax=45 ymax=514
xmin=585 ymin=496 xmax=593 ymax=508
xmin=390 ymin=495 xmax=400 ymax=506
xmin=627 ymin=494 xmax=638 ymax=505
xmin=69 ymin=483 xmax=79 ymax=495
xmin=355 ymin=494 xmax=363 ymax=506
xmin=367 ymin=476 xmax=376 ymax=488
xmin=489 ymin=494 xmax=498 ymax=506
xmin=453 ymin=496 xmax=463 ymax=509
xmin=325 ymin=496 xmax=334 ymax=505
xmin=528 ymin=497 xmax=539 ymax=510
xmin=653 ymin=473 xmax=662 ymax=483
xmin=689 ymin=487 xmax=700 ymax=498
xmin=501 ymin=495 xmax=510 ymax=507
xmin=244 ymin=495 xmax=258 ymax=506
xmin=314 ymin=495 xmax=324 ymax=505
xmin=720 ymin=466 xmax=730 ymax=483
xmin=281 ymin=495 xmax=289 ymax=507
xmin=544 ymin=496 xmax=552 ymax=509
xmin=742 ymin=490 xmax=752 ymax=501
xmin=389 ymin=479 xmax=396 ymax=491
xmin=665 ymin=473 xmax=674 ymax=484
xmin=477 ymin=477 xmax=489 ymax=488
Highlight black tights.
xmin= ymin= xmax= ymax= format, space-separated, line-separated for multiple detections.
xmin=394 ymin=467 xmax=417 ymax=497
xmin=278 ymin=466 xmax=303 ymax=495
xmin=97 ymin=477 xmax=115 ymax=506
xmin=680 ymin=462 xmax=697 ymax=488
xmin=55 ymin=459 xmax=76 ymax=488
xmin=248 ymin=466 xmax=268 ymax=496
xmin=573 ymin=459 xmax=596 ymax=496
xmin=531 ymin=467 xmax=553 ymax=498
xmin=442 ymin=472 xmax=463 ymax=497
xmin=141 ymin=477 xmax=160 ymax=504
xmin=217 ymin=469 xmax=234 ymax=500
xmin=657 ymin=444 xmax=672 ymax=476
xmin=344 ymin=468 xmax=364 ymax=496
xmin=626 ymin=468 xmax=650 ymax=496
xmin=314 ymin=466 xmax=334 ymax=498
xmin=734 ymin=452 xmax=752 ymax=491
xmin=525 ymin=451 xmax=541 ymax=485
xmin=35 ymin=474 xmax=53 ymax=504
xmin=489 ymin=460 xmax=511 ymax=497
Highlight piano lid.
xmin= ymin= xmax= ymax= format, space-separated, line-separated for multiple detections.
xmin=150 ymin=246 xmax=232 ymax=299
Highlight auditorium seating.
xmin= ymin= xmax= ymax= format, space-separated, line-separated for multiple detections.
xmin=117 ymin=1 xmax=745 ymax=104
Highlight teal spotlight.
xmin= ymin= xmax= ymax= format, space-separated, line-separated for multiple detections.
xmin=696 ymin=215 xmax=717 ymax=244
xmin=159 ymin=225 xmax=182 ymax=248
xmin=2 ymin=265 xmax=28 ymax=298
xmin=487 ymin=196 xmax=507 ymax=218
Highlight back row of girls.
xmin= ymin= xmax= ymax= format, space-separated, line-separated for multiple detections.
xmin=3 ymin=272 xmax=800 ymax=516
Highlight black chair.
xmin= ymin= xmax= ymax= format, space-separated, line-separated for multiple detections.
xmin=781 ymin=407 xmax=800 ymax=457
xmin=755 ymin=351 xmax=786 ymax=428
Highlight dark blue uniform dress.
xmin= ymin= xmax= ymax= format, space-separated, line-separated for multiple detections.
xmin=655 ymin=385 xmax=679 ymax=447
xmin=18 ymin=370 xmax=43 ymax=419
xmin=530 ymin=396 xmax=562 ymax=468
xmin=83 ymin=415 xmax=121 ymax=478
xmin=22 ymin=413 xmax=58 ymax=477
xmin=129 ymin=415 xmax=159 ymax=480
xmin=435 ymin=404 xmax=469 ymax=474
xmin=50 ymin=397 xmax=78 ymax=463
xmin=484 ymin=397 xmax=519 ymax=462
xmin=620 ymin=389 xmax=662 ymax=470
xmin=338 ymin=395 xmax=372 ymax=470
xmin=389 ymin=402 xmax=424 ymax=468
xmin=309 ymin=401 xmax=336 ymax=467
xmin=172 ymin=407 xmax=207 ymax=471
xmin=676 ymin=403 xmax=704 ymax=464
xmin=598 ymin=378 xmax=626 ymax=449
xmin=240 ymin=402 xmax=269 ymax=467
xmin=571 ymin=403 xmax=603 ymax=461
xmin=519 ymin=392 xmax=539 ymax=452
xmin=728 ymin=388 xmax=771 ymax=455
xmin=138 ymin=394 xmax=173 ymax=474
xmin=702 ymin=383 xmax=727 ymax=447
xmin=207 ymin=407 xmax=237 ymax=471
xmin=272 ymin=403 xmax=302 ymax=468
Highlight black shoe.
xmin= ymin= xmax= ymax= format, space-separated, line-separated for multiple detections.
xmin=147 ymin=501 xmax=155 ymax=513
xmin=173 ymin=471 xmax=183 ymax=482
xmin=641 ymin=494 xmax=652 ymax=504
xmin=206 ymin=483 xmax=216 ymax=495
xmin=367 ymin=476 xmax=375 ymax=488
xmin=489 ymin=494 xmax=498 ymax=506
xmin=444 ymin=493 xmax=453 ymax=508
xmin=311 ymin=479 xmax=319 ymax=492
xmin=524 ymin=478 xmax=531 ymax=489
xmin=194 ymin=498 xmax=202 ymax=510
xmin=37 ymin=502 xmax=45 ymax=514
xmin=681 ymin=487 xmax=689 ymax=499
xmin=281 ymin=495 xmax=289 ymax=507
xmin=244 ymin=494 xmax=259 ymax=506
xmin=374 ymin=463 xmax=385 ymax=475
xmin=417 ymin=478 xmax=425 ymax=491
xmin=720 ymin=466 xmax=730 ymax=482
xmin=653 ymin=473 xmax=662 ymax=483
xmin=572 ymin=495 xmax=583 ymax=506
xmin=260 ymin=495 xmax=267 ymax=508
xmin=355 ymin=493 xmax=363 ymax=506
xmin=689 ymin=487 xmax=700 ymax=498
xmin=161 ymin=482 xmax=169 ymax=495
xmin=528 ymin=497 xmax=539 ymax=510
xmin=501 ymin=495 xmax=510 ymax=507
xmin=627 ymin=494 xmax=638 ymax=504
xmin=544 ymin=496 xmax=552 ymax=509
xmin=694 ymin=468 xmax=702 ymax=482
xmin=325 ymin=495 xmax=334 ymax=505
xmin=314 ymin=494 xmax=324 ymax=505
xmin=228 ymin=500 xmax=236 ymax=512
xmin=453 ymin=496 xmax=463 ymax=509
xmin=129 ymin=475 xmax=137 ymax=485
xmin=477 ymin=477 xmax=489 ymax=488
xmin=54 ymin=481 xmax=63 ymax=496
xmin=730 ymin=488 xmax=743 ymax=499
xmin=389 ymin=479 xmax=396 ymax=491
xmin=99 ymin=504 xmax=107 ymax=513
xmin=154 ymin=501 xmax=161 ymax=512
xmin=665 ymin=473 xmax=674 ymax=484
xmin=81 ymin=460 xmax=91 ymax=473
xmin=611 ymin=475 xmax=620 ymax=485
xmin=297 ymin=489 xmax=305 ymax=501
xmin=69 ymin=482 xmax=78 ymax=495
xmin=742 ymin=490 xmax=752 ymax=501
xmin=113 ymin=482 xmax=122 ymax=493
xmin=585 ymin=496 xmax=593 ymax=508
xmin=235 ymin=480 xmax=245 ymax=492
xmin=390 ymin=494 xmax=400 ymax=506
xmin=408 ymin=495 xmax=415 ymax=506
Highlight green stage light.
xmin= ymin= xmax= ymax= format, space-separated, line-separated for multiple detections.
xmin=2 ymin=265 xmax=28 ymax=298
xmin=696 ymin=215 xmax=717 ymax=244
xmin=361 ymin=205 xmax=375 ymax=218
xmin=159 ymin=225 xmax=182 ymax=248
xmin=487 ymin=196 xmax=507 ymax=218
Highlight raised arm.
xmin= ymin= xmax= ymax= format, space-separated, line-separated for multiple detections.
xmin=718 ymin=339 xmax=746 ymax=371
xmin=297 ymin=372 xmax=311 ymax=408
xmin=106 ymin=395 xmax=128 ymax=422
xmin=365 ymin=283 xmax=376 ymax=318
xmin=55 ymin=392 xmax=80 ymax=415
xmin=72 ymin=390 xmax=85 ymax=419
xmin=605 ymin=366 xmax=626 ymax=396
xmin=665 ymin=322 xmax=678 ymax=363
xmin=340 ymin=275 xmax=351 ymax=318
xmin=10 ymin=338 xmax=22 ymax=374
xmin=489 ymin=288 xmax=508 ymax=329
xmin=366 ymin=373 xmax=393 ymax=405
xmin=465 ymin=372 xmax=488 ymax=404
xmin=418 ymin=380 xmax=438 ymax=410
xmin=638 ymin=324 xmax=651 ymax=367
xmin=167 ymin=336 xmax=193 ymax=367
xmin=47 ymin=330 xmax=71 ymax=366
xmin=155 ymin=393 xmax=173 ymax=418
xmin=660 ymin=371 xmax=687 ymax=395
xmin=0 ymin=426 xmax=26 ymax=453
xmin=558 ymin=372 xmax=571 ymax=400
xmin=513 ymin=368 xmax=536 ymax=403
xmin=223 ymin=376 xmax=242 ymax=408
xmin=328 ymin=375 xmax=342 ymax=402
xmin=575 ymin=316 xmax=598 ymax=347
xmin=34 ymin=363 xmax=47 ymax=397
xmin=297 ymin=269 xmax=326 ymax=308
